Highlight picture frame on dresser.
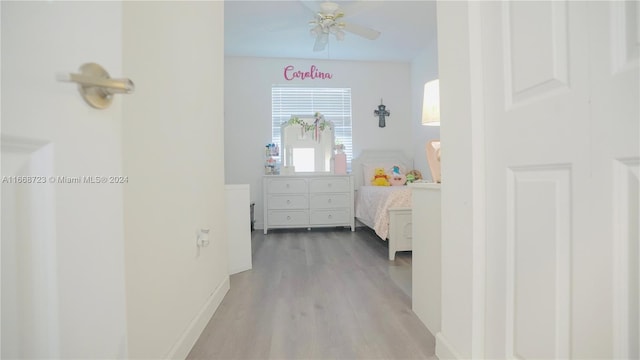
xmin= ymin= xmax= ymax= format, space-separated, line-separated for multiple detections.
xmin=263 ymin=174 xmax=355 ymax=234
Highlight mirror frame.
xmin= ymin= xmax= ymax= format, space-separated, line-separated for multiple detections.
xmin=281 ymin=116 xmax=335 ymax=174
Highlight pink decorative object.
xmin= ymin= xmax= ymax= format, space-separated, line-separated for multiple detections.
xmin=426 ymin=140 xmax=441 ymax=183
xmin=334 ymin=153 xmax=347 ymax=174
xmin=389 ymin=164 xmax=407 ymax=186
xmin=390 ymin=174 xmax=406 ymax=186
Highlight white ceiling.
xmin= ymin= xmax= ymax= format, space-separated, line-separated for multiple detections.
xmin=224 ymin=0 xmax=438 ymax=62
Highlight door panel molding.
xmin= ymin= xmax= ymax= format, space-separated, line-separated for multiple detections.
xmin=505 ymin=165 xmax=571 ymax=359
xmin=1 ymin=134 xmax=59 ymax=358
xmin=502 ymin=1 xmax=569 ymax=109
xmin=610 ymin=1 xmax=640 ymax=74
xmin=612 ymin=157 xmax=640 ymax=359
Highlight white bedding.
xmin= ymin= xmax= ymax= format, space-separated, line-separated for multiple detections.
xmin=355 ymin=186 xmax=412 ymax=239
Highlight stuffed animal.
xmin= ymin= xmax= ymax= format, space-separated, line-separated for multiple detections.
xmin=389 ymin=165 xmax=407 ymax=186
xmin=405 ymin=169 xmax=423 ymax=183
xmin=371 ymin=167 xmax=390 ymax=186
xmin=406 ymin=173 xmax=415 ymax=183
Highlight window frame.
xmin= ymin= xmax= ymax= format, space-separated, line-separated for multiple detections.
xmin=271 ymin=85 xmax=353 ymax=171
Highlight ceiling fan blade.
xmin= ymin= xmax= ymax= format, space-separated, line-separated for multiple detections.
xmin=313 ymin=33 xmax=329 ymax=52
xmin=342 ymin=22 xmax=380 ymax=40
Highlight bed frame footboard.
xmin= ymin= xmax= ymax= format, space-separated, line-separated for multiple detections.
xmin=388 ymin=207 xmax=412 ymax=260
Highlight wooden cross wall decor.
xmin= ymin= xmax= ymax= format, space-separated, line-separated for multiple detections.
xmin=374 ymin=99 xmax=390 ymax=128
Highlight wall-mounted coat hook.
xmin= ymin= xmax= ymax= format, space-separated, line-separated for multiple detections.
xmin=57 ymin=62 xmax=134 ymax=109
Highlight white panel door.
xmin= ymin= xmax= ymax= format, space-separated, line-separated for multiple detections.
xmin=1 ymin=2 xmax=127 ymax=358
xmin=480 ymin=1 xmax=638 ymax=358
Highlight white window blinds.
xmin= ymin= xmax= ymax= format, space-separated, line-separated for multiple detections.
xmin=271 ymin=86 xmax=352 ymax=169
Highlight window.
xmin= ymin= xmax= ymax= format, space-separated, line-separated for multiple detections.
xmin=272 ymin=86 xmax=352 ymax=170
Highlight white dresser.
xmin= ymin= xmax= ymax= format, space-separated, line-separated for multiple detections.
xmin=263 ymin=175 xmax=355 ymax=234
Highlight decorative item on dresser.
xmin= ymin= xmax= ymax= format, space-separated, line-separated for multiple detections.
xmin=263 ymin=174 xmax=355 ymax=234
xmin=426 ymin=140 xmax=441 ymax=183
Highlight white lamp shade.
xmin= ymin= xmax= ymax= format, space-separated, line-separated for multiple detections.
xmin=422 ymin=79 xmax=440 ymax=126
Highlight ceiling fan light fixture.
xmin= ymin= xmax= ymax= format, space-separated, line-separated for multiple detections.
xmin=307 ymin=1 xmax=381 ymax=51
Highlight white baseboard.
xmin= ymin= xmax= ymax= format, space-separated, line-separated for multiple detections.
xmin=165 ymin=276 xmax=230 ymax=359
xmin=435 ymin=332 xmax=464 ymax=359
xmin=229 ymin=265 xmax=252 ymax=275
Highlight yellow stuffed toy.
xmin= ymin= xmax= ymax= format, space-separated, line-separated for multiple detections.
xmin=371 ymin=167 xmax=390 ymax=186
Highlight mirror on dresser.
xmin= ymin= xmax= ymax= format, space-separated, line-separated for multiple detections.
xmin=280 ymin=116 xmax=335 ymax=174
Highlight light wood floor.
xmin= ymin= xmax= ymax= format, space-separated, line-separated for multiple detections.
xmin=187 ymin=227 xmax=436 ymax=359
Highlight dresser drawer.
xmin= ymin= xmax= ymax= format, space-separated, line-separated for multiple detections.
xmin=309 ymin=193 xmax=350 ymax=209
xmin=268 ymin=194 xmax=308 ymax=209
xmin=267 ymin=210 xmax=309 ymax=226
xmin=309 ymin=177 xmax=350 ymax=193
xmin=267 ymin=178 xmax=307 ymax=194
xmin=310 ymin=209 xmax=350 ymax=225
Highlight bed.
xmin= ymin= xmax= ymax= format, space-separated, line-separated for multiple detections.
xmin=353 ymin=150 xmax=414 ymax=260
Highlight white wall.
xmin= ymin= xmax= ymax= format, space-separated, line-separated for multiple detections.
xmin=122 ymin=2 xmax=228 ymax=359
xmin=1 ymin=2 xmax=128 ymax=358
xmin=225 ymin=57 xmax=412 ymax=228
xmin=436 ymin=1 xmax=479 ymax=358
xmin=410 ymin=43 xmax=441 ymax=182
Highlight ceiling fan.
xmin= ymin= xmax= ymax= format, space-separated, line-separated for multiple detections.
xmin=306 ymin=1 xmax=381 ymax=52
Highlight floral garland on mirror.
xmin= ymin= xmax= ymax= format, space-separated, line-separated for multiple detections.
xmin=288 ymin=112 xmax=332 ymax=142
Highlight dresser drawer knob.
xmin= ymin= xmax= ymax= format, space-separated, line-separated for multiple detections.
xmin=287 ymin=216 xmax=291 ymax=220
xmin=328 ymin=214 xmax=332 ymax=219
xmin=328 ymin=198 xmax=332 ymax=203
xmin=286 ymin=183 xmax=290 ymax=188
xmin=286 ymin=199 xmax=291 ymax=205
